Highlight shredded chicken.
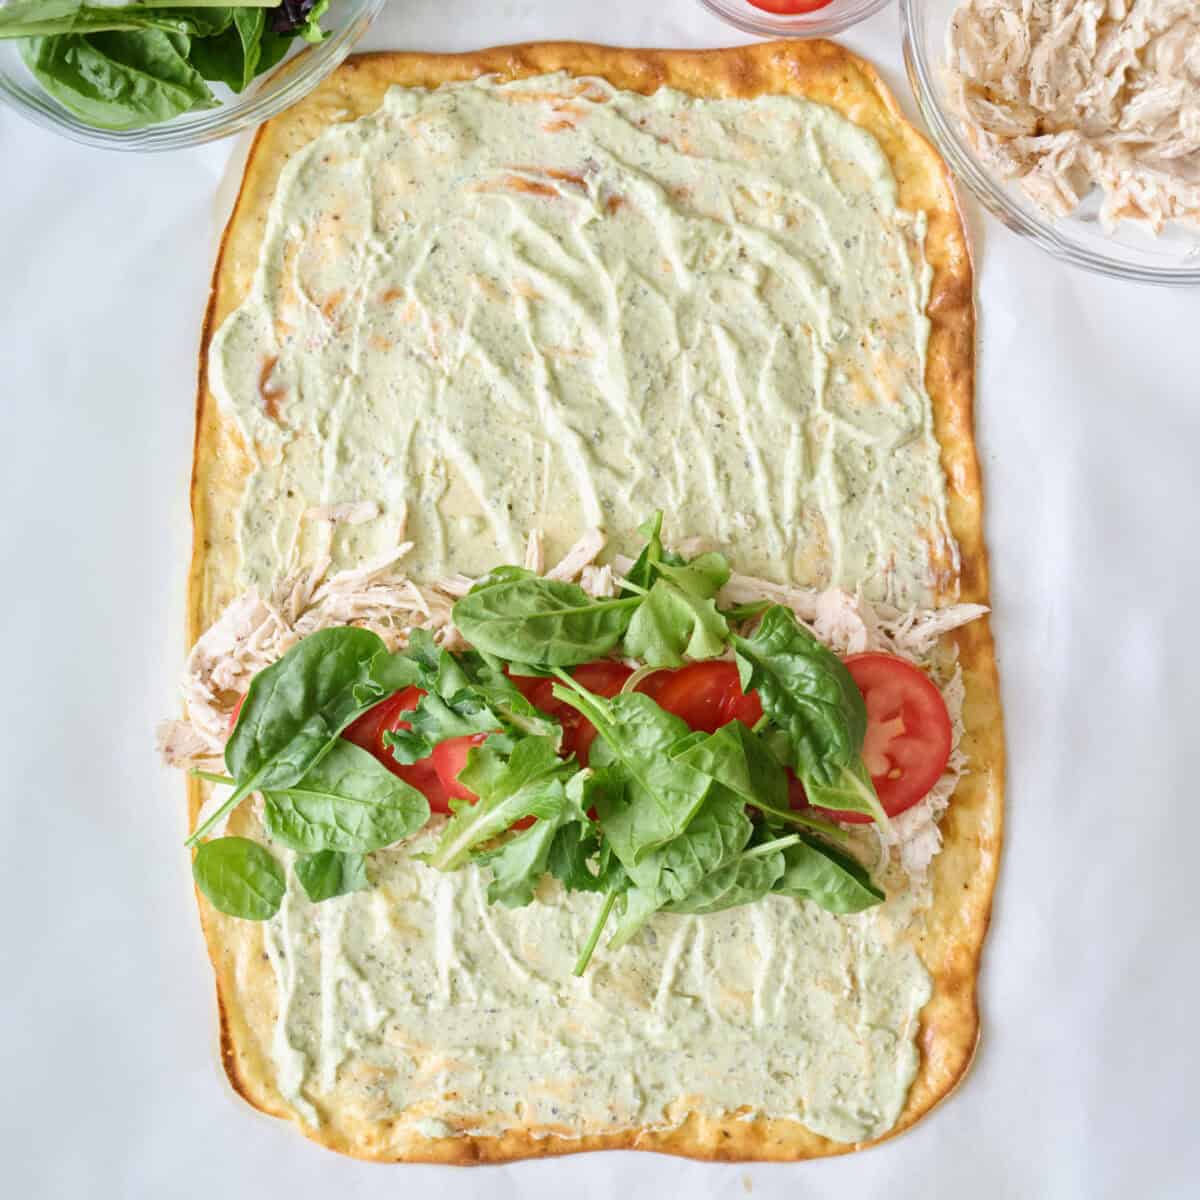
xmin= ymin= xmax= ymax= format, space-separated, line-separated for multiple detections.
xmin=162 ymin=530 xmax=985 ymax=883
xmin=946 ymin=0 xmax=1200 ymax=233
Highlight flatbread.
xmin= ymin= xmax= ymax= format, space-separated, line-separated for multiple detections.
xmin=187 ymin=41 xmax=1002 ymax=1163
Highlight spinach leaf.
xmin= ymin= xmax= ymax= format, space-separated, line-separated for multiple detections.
xmin=733 ymin=606 xmax=887 ymax=826
xmin=674 ymin=719 xmax=788 ymax=812
xmin=295 ymin=850 xmax=369 ymax=902
xmin=188 ymin=627 xmax=388 ymax=846
xmin=620 ymin=511 xmax=682 ymax=596
xmin=608 ymin=784 xmax=752 ymax=949
xmin=261 ymin=739 xmax=429 ymax=854
xmin=622 ymin=556 xmax=731 ymax=667
xmin=774 ymin=835 xmax=885 ymax=914
xmin=193 ymin=836 xmax=285 ymax=921
xmin=21 ymin=28 xmax=216 ymax=130
xmin=664 ymin=844 xmax=786 ymax=915
xmin=553 ymin=684 xmax=713 ymax=863
xmin=189 ymin=6 xmax=263 ymax=92
xmin=0 ymin=3 xmax=233 ymax=39
xmin=269 ymin=0 xmax=327 ymax=40
xmin=424 ymin=735 xmax=576 ymax=871
xmin=453 ymin=576 xmax=638 ymax=667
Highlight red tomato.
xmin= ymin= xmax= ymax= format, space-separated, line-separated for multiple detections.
xmin=343 ymin=687 xmax=451 ymax=813
xmin=518 ymin=661 xmax=633 ymax=764
xmin=810 ymin=654 xmax=953 ymax=823
xmin=746 ymin=0 xmax=834 ymax=13
xmin=431 ymin=732 xmax=536 ymax=830
xmin=431 ymin=733 xmax=490 ymax=802
xmin=651 ymin=662 xmax=763 ymax=733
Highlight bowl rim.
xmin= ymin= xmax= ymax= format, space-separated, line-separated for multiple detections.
xmin=898 ymin=0 xmax=1200 ymax=287
xmin=696 ymin=0 xmax=894 ymax=39
xmin=0 ymin=0 xmax=386 ymax=152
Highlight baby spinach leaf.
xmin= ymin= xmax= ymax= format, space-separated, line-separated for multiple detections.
xmin=453 ymin=577 xmax=638 ymax=667
xmin=608 ymin=784 xmax=752 ymax=949
xmin=622 ymin=576 xmax=728 ymax=667
xmin=673 ymin=719 xmax=789 ymax=812
xmin=188 ymin=627 xmax=388 ymax=846
xmin=21 ymin=28 xmax=216 ymax=130
xmin=621 ymin=511 xmax=681 ymax=596
xmin=261 ymin=739 xmax=429 ymax=854
xmin=720 ymin=599 xmax=772 ymax=624
xmin=664 ymin=845 xmax=786 ymax=915
xmin=295 ymin=850 xmax=369 ymax=903
xmin=188 ymin=6 xmax=263 ymax=93
xmin=733 ymin=605 xmax=887 ymax=826
xmin=774 ymin=835 xmax=884 ymax=914
xmin=193 ymin=836 xmax=285 ymax=921
xmin=0 ymin=3 xmax=233 ymax=39
xmin=554 ymin=684 xmax=713 ymax=864
xmin=425 ymin=735 xmax=576 ymax=871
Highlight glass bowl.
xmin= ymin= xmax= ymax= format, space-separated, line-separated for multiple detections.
xmin=697 ymin=0 xmax=893 ymax=38
xmin=901 ymin=0 xmax=1200 ymax=287
xmin=0 ymin=0 xmax=386 ymax=151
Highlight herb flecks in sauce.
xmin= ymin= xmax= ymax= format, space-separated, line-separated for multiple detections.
xmin=211 ymin=74 xmax=952 ymax=604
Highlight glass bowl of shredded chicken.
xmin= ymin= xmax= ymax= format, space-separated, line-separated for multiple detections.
xmin=0 ymin=0 xmax=385 ymax=151
xmin=901 ymin=0 xmax=1200 ymax=286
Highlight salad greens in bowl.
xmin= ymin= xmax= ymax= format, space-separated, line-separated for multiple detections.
xmin=0 ymin=0 xmax=385 ymax=148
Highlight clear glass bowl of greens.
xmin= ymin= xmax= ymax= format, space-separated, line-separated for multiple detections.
xmin=0 ymin=1 xmax=385 ymax=150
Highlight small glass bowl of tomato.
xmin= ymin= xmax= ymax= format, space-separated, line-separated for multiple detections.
xmin=697 ymin=0 xmax=892 ymax=37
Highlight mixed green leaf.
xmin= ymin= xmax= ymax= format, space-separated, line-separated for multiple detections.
xmin=2 ymin=2 xmax=333 ymax=131
xmin=184 ymin=515 xmax=891 ymax=971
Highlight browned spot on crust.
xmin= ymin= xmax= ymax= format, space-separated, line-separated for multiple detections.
xmin=605 ymin=194 xmax=626 ymax=214
xmin=257 ymin=355 xmax=284 ymax=422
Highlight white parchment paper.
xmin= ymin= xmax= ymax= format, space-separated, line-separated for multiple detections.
xmin=1 ymin=3 xmax=1197 ymax=1198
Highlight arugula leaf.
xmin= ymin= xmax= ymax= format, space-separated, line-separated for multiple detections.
xmin=261 ymin=739 xmax=429 ymax=854
xmin=424 ymin=735 xmax=576 ymax=871
xmin=20 ymin=28 xmax=217 ymax=130
xmin=453 ymin=576 xmax=638 ymax=667
xmin=193 ymin=836 xmax=285 ymax=920
xmin=553 ymin=684 xmax=713 ymax=864
xmin=774 ymin=835 xmax=885 ymax=914
xmin=374 ymin=629 xmax=559 ymax=762
xmin=188 ymin=627 xmax=388 ymax=846
xmin=733 ymin=606 xmax=888 ymax=827
xmin=476 ymin=769 xmax=600 ymax=907
xmin=295 ymin=850 xmax=369 ymax=902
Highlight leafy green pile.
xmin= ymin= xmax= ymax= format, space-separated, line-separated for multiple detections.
xmin=187 ymin=516 xmax=891 ymax=974
xmin=0 ymin=2 xmax=330 ymax=131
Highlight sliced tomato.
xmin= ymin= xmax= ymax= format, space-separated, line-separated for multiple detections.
xmin=651 ymin=661 xmax=763 ymax=733
xmin=516 ymin=660 xmax=633 ymax=764
xmin=343 ymin=686 xmax=452 ymax=814
xmin=432 ymin=733 xmax=490 ymax=803
xmin=809 ymin=653 xmax=953 ymax=824
xmin=746 ymin=0 xmax=833 ymax=13
xmin=431 ymin=732 xmax=536 ymax=830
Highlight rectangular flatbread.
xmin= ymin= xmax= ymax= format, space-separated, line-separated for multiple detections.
xmin=186 ymin=41 xmax=1003 ymax=1163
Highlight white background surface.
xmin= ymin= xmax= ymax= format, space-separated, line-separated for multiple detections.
xmin=2 ymin=2 xmax=1198 ymax=1197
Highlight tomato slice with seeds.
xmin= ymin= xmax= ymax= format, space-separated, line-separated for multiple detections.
xmin=809 ymin=653 xmax=953 ymax=824
xmin=651 ymin=661 xmax=763 ymax=733
xmin=343 ymin=686 xmax=452 ymax=814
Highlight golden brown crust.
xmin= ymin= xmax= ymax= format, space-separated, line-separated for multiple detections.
xmin=187 ymin=41 xmax=1002 ymax=1163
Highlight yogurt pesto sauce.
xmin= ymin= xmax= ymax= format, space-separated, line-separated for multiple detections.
xmin=261 ymin=826 xmax=931 ymax=1144
xmin=209 ymin=74 xmax=957 ymax=1143
xmin=211 ymin=73 xmax=956 ymax=607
